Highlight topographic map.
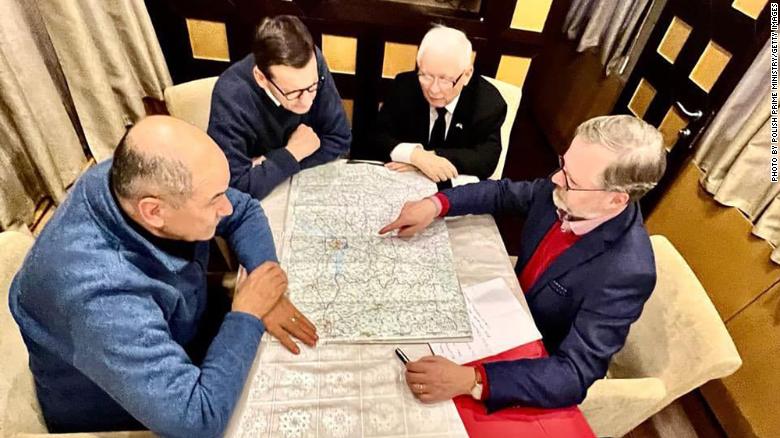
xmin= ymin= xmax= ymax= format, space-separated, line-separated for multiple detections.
xmin=280 ymin=161 xmax=471 ymax=342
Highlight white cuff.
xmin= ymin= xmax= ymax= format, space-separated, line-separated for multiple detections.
xmin=390 ymin=143 xmax=422 ymax=164
xmin=451 ymin=174 xmax=479 ymax=187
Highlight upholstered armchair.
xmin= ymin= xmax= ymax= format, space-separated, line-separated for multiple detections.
xmin=580 ymin=235 xmax=742 ymax=437
xmin=480 ymin=76 xmax=521 ymax=181
xmin=0 ymin=231 xmax=154 ymax=438
xmin=163 ymin=76 xmax=219 ymax=132
xmin=163 ymin=76 xmax=240 ymax=274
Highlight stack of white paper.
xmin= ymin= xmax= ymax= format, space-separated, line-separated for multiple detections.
xmin=430 ymin=278 xmax=542 ymax=365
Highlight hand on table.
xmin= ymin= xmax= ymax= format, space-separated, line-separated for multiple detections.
xmin=262 ymin=296 xmax=318 ymax=354
xmin=410 ymin=149 xmax=458 ymax=182
xmin=385 ymin=161 xmax=418 ymax=172
xmin=378 ymin=198 xmax=439 ymax=237
xmin=286 ymin=124 xmax=320 ymax=161
xmin=231 ymin=261 xmax=287 ymax=320
xmin=405 ymin=356 xmax=476 ymax=403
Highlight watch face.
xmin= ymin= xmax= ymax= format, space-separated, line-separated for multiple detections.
xmin=470 ymin=382 xmax=483 ymax=399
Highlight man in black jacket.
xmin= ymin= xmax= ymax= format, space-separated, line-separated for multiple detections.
xmin=372 ymin=25 xmax=507 ymax=182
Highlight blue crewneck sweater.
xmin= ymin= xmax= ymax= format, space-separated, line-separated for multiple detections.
xmin=208 ymin=49 xmax=351 ymax=200
xmin=9 ymin=160 xmax=277 ymax=437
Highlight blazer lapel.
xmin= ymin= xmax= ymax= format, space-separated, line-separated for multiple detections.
xmin=525 ymin=231 xmax=607 ymax=297
xmin=446 ymin=82 xmax=475 ymax=148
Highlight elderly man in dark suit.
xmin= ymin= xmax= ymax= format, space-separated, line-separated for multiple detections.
xmin=380 ymin=115 xmax=667 ymax=411
xmin=372 ymin=25 xmax=507 ymax=182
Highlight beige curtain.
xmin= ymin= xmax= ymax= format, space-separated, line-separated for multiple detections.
xmin=0 ymin=0 xmax=172 ymax=229
xmin=0 ymin=0 xmax=86 ymax=229
xmin=564 ymin=0 xmax=652 ymax=75
xmin=693 ymin=39 xmax=780 ymax=264
xmin=36 ymin=0 xmax=172 ymax=161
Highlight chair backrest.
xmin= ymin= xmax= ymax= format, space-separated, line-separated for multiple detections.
xmin=608 ymin=235 xmax=742 ymax=400
xmin=163 ymin=77 xmax=219 ymax=131
xmin=481 ymin=76 xmax=522 ymax=180
xmin=0 ymin=231 xmax=48 ymax=436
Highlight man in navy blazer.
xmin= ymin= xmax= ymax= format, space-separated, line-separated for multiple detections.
xmin=380 ymin=115 xmax=667 ymax=411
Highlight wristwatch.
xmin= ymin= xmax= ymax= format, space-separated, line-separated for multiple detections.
xmin=470 ymin=367 xmax=484 ymax=400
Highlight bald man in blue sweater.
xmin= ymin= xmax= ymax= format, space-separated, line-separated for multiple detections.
xmin=9 ymin=116 xmax=317 ymax=436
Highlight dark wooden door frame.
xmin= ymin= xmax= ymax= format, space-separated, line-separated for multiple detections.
xmin=613 ymin=0 xmax=770 ymax=213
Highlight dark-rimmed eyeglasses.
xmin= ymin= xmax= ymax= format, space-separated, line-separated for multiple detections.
xmin=550 ymin=155 xmax=610 ymax=192
xmin=417 ymin=70 xmax=465 ymax=90
xmin=267 ymin=75 xmax=325 ymax=101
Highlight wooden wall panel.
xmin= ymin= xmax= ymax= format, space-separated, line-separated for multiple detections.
xmin=645 ymin=163 xmax=780 ymax=321
xmin=701 ymin=281 xmax=780 ymax=437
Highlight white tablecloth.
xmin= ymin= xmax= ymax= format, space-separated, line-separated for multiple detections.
xmin=225 ymin=174 xmax=529 ymax=438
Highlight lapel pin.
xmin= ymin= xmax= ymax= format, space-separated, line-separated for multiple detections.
xmin=455 ymin=123 xmax=463 ymax=129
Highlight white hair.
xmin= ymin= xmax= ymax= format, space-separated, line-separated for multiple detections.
xmin=416 ymin=25 xmax=473 ymax=71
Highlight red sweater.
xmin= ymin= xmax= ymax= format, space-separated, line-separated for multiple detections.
xmin=519 ymin=221 xmax=582 ymax=293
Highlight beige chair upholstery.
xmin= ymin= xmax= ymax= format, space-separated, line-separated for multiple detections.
xmin=579 ymin=235 xmax=742 ymax=437
xmin=1 ymin=231 xmax=45 ymax=437
xmin=481 ymin=76 xmax=521 ymax=180
xmin=163 ymin=76 xmax=237 ymax=270
xmin=0 ymin=231 xmax=154 ymax=438
xmin=163 ymin=76 xmax=219 ymax=131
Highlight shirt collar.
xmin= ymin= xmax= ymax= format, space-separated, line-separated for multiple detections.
xmin=429 ymin=93 xmax=461 ymax=116
xmin=263 ymin=86 xmax=282 ymax=107
xmin=558 ymin=206 xmax=627 ymax=236
xmin=445 ymin=93 xmax=460 ymax=114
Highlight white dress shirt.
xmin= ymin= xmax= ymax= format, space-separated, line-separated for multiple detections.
xmin=390 ymin=94 xmax=461 ymax=164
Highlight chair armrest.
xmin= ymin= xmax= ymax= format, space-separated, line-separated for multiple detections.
xmin=579 ymin=377 xmax=666 ymax=437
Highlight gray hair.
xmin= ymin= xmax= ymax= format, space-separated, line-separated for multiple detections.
xmin=110 ymin=130 xmax=193 ymax=207
xmin=416 ymin=25 xmax=472 ymax=71
xmin=575 ymin=115 xmax=666 ymax=202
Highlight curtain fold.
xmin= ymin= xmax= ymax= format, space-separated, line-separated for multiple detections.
xmin=563 ymin=0 xmax=651 ymax=75
xmin=0 ymin=0 xmax=86 ymax=229
xmin=0 ymin=0 xmax=172 ymax=229
xmin=35 ymin=0 xmax=172 ymax=161
xmin=692 ymin=39 xmax=780 ymax=264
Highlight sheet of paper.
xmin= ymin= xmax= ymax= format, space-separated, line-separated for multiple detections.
xmin=430 ymin=278 xmax=542 ymax=365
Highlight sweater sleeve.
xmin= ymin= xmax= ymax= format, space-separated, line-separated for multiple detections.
xmin=69 ymin=287 xmax=265 ymax=438
xmin=440 ymin=178 xmax=549 ymax=217
xmin=216 ymin=188 xmax=277 ymax=271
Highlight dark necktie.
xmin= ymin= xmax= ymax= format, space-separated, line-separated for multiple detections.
xmin=428 ymin=107 xmax=448 ymax=150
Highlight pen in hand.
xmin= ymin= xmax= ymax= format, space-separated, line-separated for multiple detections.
xmin=395 ymin=347 xmax=410 ymax=365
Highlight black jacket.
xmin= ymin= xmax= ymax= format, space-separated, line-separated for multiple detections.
xmin=371 ymin=71 xmax=507 ymax=179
